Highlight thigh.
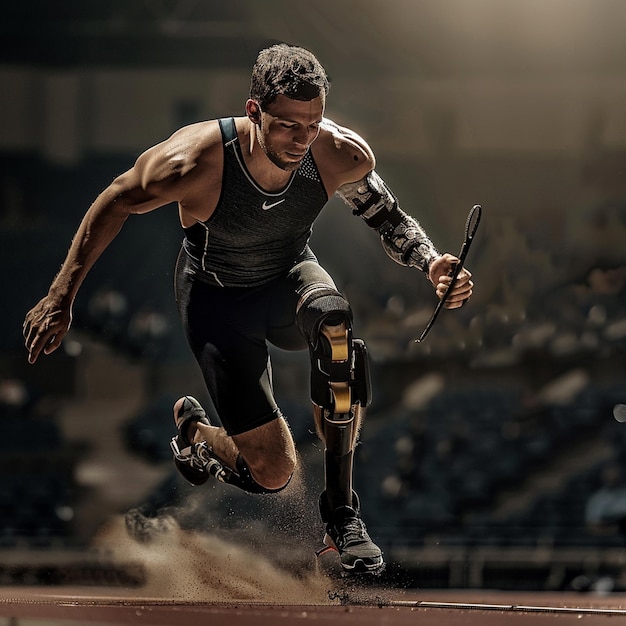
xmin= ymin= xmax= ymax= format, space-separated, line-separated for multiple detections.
xmin=176 ymin=261 xmax=279 ymax=436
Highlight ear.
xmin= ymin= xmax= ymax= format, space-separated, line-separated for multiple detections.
xmin=246 ymin=99 xmax=262 ymax=124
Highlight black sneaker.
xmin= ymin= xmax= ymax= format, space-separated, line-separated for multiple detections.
xmin=319 ymin=491 xmax=384 ymax=574
xmin=170 ymin=396 xmax=228 ymax=486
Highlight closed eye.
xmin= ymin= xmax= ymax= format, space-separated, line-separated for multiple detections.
xmin=280 ymin=122 xmax=320 ymax=130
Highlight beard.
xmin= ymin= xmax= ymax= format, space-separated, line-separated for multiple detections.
xmin=257 ymin=132 xmax=304 ymax=172
xmin=263 ymin=145 xmax=304 ymax=172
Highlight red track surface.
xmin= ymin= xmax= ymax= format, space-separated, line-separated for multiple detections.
xmin=2 ymin=588 xmax=626 ymax=625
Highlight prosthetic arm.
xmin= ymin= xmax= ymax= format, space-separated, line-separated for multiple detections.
xmin=337 ymin=171 xmax=440 ymax=274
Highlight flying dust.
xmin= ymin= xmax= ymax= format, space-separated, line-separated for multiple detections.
xmin=91 ymin=471 xmax=343 ymax=604
xmin=93 ymin=513 xmax=336 ymax=604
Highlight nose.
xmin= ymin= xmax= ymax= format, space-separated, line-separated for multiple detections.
xmin=294 ymin=126 xmax=318 ymax=148
xmin=293 ymin=130 xmax=309 ymax=148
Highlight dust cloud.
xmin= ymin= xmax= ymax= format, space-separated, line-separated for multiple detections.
xmin=93 ymin=510 xmax=337 ymax=604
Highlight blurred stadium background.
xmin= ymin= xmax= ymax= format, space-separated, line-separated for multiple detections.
xmin=2 ymin=0 xmax=626 ymax=592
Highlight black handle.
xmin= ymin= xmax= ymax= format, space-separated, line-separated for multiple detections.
xmin=415 ymin=204 xmax=482 ymax=343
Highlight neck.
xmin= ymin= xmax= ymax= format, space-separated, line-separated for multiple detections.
xmin=245 ymin=120 xmax=293 ymax=191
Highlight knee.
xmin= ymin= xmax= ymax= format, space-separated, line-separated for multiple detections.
xmin=234 ymin=421 xmax=297 ymax=492
xmin=238 ymin=452 xmax=296 ymax=493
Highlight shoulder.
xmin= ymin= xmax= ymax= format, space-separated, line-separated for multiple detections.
xmin=312 ymin=117 xmax=376 ymax=190
xmin=133 ymin=119 xmax=224 ymax=189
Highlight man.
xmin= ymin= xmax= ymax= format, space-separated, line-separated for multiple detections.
xmin=23 ymin=44 xmax=473 ymax=574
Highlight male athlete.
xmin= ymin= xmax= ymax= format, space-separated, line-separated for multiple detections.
xmin=23 ymin=44 xmax=473 ymax=574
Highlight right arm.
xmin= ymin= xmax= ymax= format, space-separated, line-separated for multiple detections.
xmin=23 ymin=132 xmax=196 ymax=364
xmin=337 ymin=170 xmax=473 ymax=308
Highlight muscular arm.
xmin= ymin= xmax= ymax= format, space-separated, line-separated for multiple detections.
xmin=23 ymin=131 xmax=197 ymax=364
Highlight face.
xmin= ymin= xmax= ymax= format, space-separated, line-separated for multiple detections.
xmin=247 ymin=94 xmax=325 ymax=171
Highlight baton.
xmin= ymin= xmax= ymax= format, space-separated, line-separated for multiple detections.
xmin=415 ymin=204 xmax=482 ymax=343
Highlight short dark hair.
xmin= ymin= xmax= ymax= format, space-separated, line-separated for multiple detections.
xmin=249 ymin=44 xmax=330 ymax=110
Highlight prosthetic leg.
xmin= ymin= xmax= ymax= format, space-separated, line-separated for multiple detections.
xmin=312 ymin=318 xmax=371 ymax=511
xmin=298 ymin=290 xmax=383 ymax=574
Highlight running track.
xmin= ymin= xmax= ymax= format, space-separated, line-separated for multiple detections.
xmin=2 ymin=588 xmax=626 ymax=625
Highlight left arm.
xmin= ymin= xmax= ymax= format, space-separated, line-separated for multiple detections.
xmin=315 ymin=119 xmax=473 ymax=308
xmin=337 ymin=170 xmax=473 ymax=309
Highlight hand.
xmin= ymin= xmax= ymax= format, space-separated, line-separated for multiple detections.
xmin=428 ymin=253 xmax=473 ymax=309
xmin=23 ymin=296 xmax=73 ymax=364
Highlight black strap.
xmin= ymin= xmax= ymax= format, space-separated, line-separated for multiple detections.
xmin=218 ymin=117 xmax=238 ymax=143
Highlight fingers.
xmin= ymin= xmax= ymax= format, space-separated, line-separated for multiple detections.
xmin=27 ymin=330 xmax=62 ymax=364
xmin=44 ymin=332 xmax=63 ymax=355
xmin=23 ymin=307 xmax=66 ymax=364
xmin=25 ymin=323 xmax=58 ymax=364
xmin=23 ymin=315 xmax=42 ymax=364
xmin=443 ymin=285 xmax=473 ymax=309
xmin=436 ymin=268 xmax=473 ymax=309
xmin=428 ymin=253 xmax=459 ymax=286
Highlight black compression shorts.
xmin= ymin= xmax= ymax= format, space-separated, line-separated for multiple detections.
xmin=174 ymin=248 xmax=338 ymax=436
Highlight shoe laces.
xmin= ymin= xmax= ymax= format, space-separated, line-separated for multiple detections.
xmin=335 ymin=509 xmax=369 ymax=546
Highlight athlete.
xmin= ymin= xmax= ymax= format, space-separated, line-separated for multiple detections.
xmin=23 ymin=44 xmax=473 ymax=574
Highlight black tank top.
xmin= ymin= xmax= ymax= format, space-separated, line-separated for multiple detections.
xmin=182 ymin=117 xmax=328 ymax=287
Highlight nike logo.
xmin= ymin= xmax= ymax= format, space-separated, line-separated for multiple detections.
xmin=262 ymin=199 xmax=286 ymax=210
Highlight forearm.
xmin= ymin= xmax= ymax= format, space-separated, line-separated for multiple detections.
xmin=377 ymin=206 xmax=440 ymax=273
xmin=49 ymin=192 xmax=130 ymax=304
xmin=336 ymin=171 xmax=439 ymax=274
